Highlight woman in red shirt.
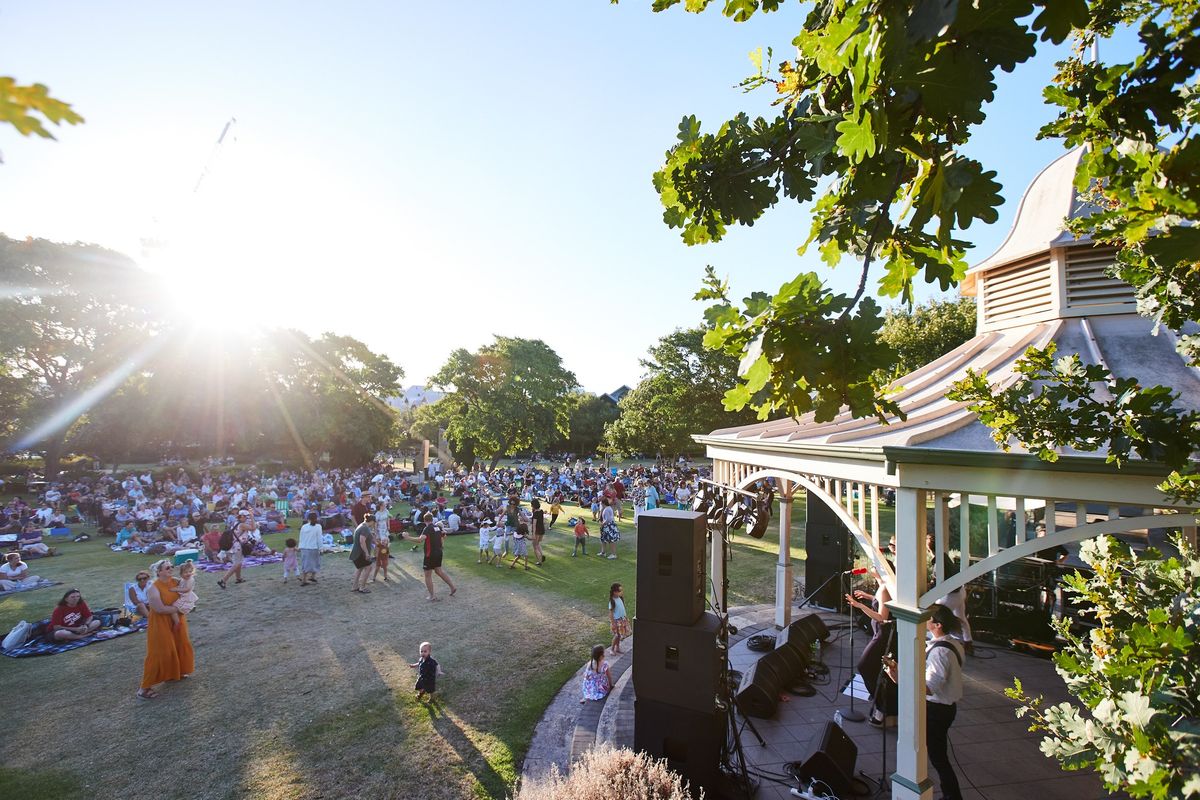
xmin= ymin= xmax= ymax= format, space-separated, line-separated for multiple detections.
xmin=49 ymin=588 xmax=102 ymax=641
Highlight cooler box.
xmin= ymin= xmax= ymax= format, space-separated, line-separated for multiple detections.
xmin=173 ymin=549 xmax=200 ymax=565
xmin=48 ymin=527 xmax=71 ymax=537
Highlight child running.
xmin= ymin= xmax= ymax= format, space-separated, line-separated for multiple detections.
xmin=409 ymin=640 xmax=444 ymax=702
xmin=282 ymin=538 xmax=299 ymax=584
xmin=509 ymin=522 xmax=530 ymax=570
xmin=609 ymin=582 xmax=630 ymax=655
xmin=572 ymin=517 xmax=590 ymax=557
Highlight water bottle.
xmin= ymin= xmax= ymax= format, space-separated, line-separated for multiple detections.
xmin=834 ymin=710 xmax=844 ymax=728
xmin=810 ymin=640 xmax=820 ymax=662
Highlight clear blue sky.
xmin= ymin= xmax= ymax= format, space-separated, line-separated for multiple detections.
xmin=0 ymin=2 xmax=1139 ymax=393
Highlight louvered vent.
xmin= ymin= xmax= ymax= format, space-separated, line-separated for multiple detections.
xmin=981 ymin=253 xmax=1053 ymax=327
xmin=1064 ymin=246 xmax=1135 ymax=310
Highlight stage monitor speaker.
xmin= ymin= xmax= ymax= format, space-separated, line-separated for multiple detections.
xmin=796 ymin=721 xmax=858 ymax=799
xmin=634 ymin=698 xmax=727 ymax=794
xmin=785 ymin=613 xmax=831 ymax=654
xmin=632 ymin=612 xmax=721 ymax=714
xmin=636 ymin=509 xmax=706 ymax=626
xmin=804 ymin=497 xmax=852 ymax=611
xmin=762 ymin=639 xmax=808 ymax=683
xmin=736 ymin=656 xmax=784 ymax=718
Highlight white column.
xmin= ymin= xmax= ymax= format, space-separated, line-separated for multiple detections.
xmin=775 ymin=483 xmax=794 ymax=629
xmin=891 ymin=487 xmax=933 ymax=800
xmin=710 ymin=465 xmax=726 ymax=614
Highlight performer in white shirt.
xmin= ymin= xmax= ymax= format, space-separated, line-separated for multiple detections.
xmin=884 ymin=603 xmax=965 ymax=800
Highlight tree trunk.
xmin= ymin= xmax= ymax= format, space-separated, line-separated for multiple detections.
xmin=487 ymin=437 xmax=510 ymax=472
xmin=43 ymin=430 xmax=66 ymax=482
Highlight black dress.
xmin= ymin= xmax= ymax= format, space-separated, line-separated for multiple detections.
xmin=856 ymin=593 xmax=897 ymax=716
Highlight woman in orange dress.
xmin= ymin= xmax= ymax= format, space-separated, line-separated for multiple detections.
xmin=137 ymin=558 xmax=195 ymax=700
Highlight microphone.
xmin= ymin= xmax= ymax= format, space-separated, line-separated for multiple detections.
xmin=842 ymin=567 xmax=869 ymax=575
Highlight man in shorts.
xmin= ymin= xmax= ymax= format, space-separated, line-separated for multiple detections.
xmin=411 ymin=512 xmax=456 ymax=601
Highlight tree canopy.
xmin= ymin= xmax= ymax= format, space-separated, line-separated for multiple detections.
xmin=878 ymin=296 xmax=976 ymax=379
xmin=429 ymin=336 xmax=578 ymax=469
xmin=645 ymin=0 xmax=1200 ymax=499
xmin=603 ymin=327 xmax=758 ymax=457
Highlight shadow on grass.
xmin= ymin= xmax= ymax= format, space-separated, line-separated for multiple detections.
xmin=425 ymin=699 xmax=511 ymax=800
xmin=0 ymin=767 xmax=82 ymax=800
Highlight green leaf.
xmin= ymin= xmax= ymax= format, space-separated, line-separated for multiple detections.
xmin=834 ymin=115 xmax=876 ymax=163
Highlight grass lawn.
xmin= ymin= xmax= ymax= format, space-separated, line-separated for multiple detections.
xmin=0 ymin=493 xmax=876 ymax=800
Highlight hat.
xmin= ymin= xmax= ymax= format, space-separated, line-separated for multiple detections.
xmin=5 ymin=552 xmax=20 ymax=560
xmin=238 ymin=509 xmax=250 ymax=516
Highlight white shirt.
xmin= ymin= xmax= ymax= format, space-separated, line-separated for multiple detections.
xmin=299 ymin=522 xmax=323 ymax=550
xmin=446 ymin=512 xmax=461 ymax=532
xmin=925 ymin=635 xmax=964 ymax=705
xmin=1 ymin=561 xmax=28 ymax=580
xmin=178 ymin=525 xmax=197 ymax=543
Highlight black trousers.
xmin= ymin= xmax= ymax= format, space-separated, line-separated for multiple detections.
xmin=927 ymin=701 xmax=962 ymax=800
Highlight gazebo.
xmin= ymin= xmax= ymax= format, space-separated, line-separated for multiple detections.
xmin=695 ymin=148 xmax=1200 ymax=800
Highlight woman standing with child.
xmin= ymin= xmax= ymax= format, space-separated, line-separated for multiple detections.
xmin=137 ymin=558 xmax=195 ymax=700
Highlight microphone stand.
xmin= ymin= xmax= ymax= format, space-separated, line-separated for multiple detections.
xmin=839 ymin=570 xmax=866 ymax=723
xmin=795 ymin=569 xmax=848 ymax=614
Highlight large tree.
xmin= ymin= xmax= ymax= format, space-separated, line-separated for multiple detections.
xmin=429 ymin=336 xmax=578 ymax=470
xmin=645 ymin=0 xmax=1200 ymax=497
xmin=0 ymin=235 xmax=157 ymax=478
xmin=603 ymin=327 xmax=758 ymax=457
xmin=562 ymin=391 xmax=620 ymax=456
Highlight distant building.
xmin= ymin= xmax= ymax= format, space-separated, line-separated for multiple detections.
xmin=600 ymin=385 xmax=631 ymax=406
xmin=387 ymin=385 xmax=445 ymax=410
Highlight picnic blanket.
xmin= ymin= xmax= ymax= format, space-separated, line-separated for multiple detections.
xmin=1 ymin=618 xmax=147 ymax=658
xmin=0 ymin=578 xmax=62 ymax=600
xmin=196 ymin=553 xmax=283 ymax=572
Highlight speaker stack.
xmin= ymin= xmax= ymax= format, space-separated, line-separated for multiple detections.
xmin=633 ymin=509 xmax=726 ymax=794
xmin=795 ymin=721 xmax=858 ymax=798
xmin=804 ymin=496 xmax=853 ymax=610
xmin=735 ymin=613 xmax=827 ymax=718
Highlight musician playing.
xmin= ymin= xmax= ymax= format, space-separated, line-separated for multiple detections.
xmin=845 ymin=561 xmax=896 ymax=727
xmin=1034 ymin=521 xmax=1068 ymax=620
xmin=883 ymin=604 xmax=966 ymax=800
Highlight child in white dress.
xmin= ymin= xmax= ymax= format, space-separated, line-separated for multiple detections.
xmin=173 ymin=560 xmax=199 ymax=618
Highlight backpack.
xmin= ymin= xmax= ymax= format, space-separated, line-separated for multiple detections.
xmin=219 ymin=528 xmax=234 ymax=551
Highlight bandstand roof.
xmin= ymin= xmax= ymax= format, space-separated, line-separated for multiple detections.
xmin=700 ymin=146 xmax=1200 ymax=486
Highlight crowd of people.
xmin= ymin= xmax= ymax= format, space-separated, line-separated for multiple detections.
xmin=3 ymin=455 xmax=717 ymax=706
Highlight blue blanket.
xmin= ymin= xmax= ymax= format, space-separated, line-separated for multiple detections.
xmin=0 ymin=578 xmax=62 ymax=600
xmin=1 ymin=618 xmax=147 ymax=658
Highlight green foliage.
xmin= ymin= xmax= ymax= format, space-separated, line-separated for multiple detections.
xmin=695 ymin=267 xmax=899 ymax=422
xmin=644 ymin=0 xmax=1200 ymax=479
xmin=877 ymin=296 xmax=977 ymax=380
xmin=602 ymin=326 xmax=758 ymax=456
xmin=0 ymin=77 xmax=83 ymax=161
xmin=429 ymin=336 xmax=578 ymax=469
xmin=1006 ymin=535 xmax=1200 ymax=799
xmin=949 ymin=343 xmax=1200 ymax=502
xmin=563 ymin=391 xmax=620 ymax=455
xmin=0 ymin=234 xmax=156 ymax=477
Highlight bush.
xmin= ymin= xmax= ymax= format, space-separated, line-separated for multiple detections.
xmin=516 ymin=747 xmax=699 ymax=800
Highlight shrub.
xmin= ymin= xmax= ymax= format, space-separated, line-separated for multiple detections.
xmin=516 ymin=746 xmax=699 ymax=800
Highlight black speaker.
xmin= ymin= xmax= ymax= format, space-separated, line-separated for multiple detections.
xmin=736 ymin=656 xmax=784 ymax=718
xmin=796 ymin=721 xmax=858 ymax=799
xmin=632 ymin=612 xmax=721 ymax=714
xmin=786 ymin=613 xmax=831 ymax=653
xmin=804 ymin=497 xmax=852 ymax=610
xmin=634 ymin=698 xmax=727 ymax=793
xmin=636 ymin=509 xmax=706 ymax=625
xmin=762 ymin=639 xmax=808 ymax=683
